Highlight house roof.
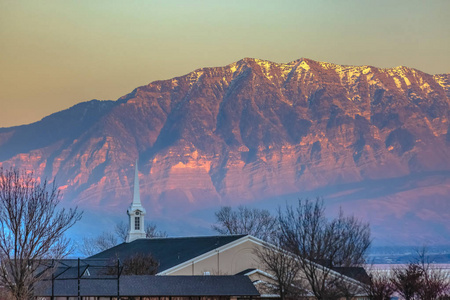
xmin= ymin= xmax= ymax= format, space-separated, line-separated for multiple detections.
xmin=332 ymin=266 xmax=371 ymax=285
xmin=235 ymin=268 xmax=257 ymax=276
xmin=89 ymin=235 xmax=247 ymax=272
xmin=34 ymin=275 xmax=260 ymax=297
xmin=42 ymin=258 xmax=120 ymax=279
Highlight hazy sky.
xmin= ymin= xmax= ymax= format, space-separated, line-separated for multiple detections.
xmin=1 ymin=0 xmax=449 ymax=127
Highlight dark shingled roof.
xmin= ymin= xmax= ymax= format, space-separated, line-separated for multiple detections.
xmin=89 ymin=235 xmax=247 ymax=272
xmin=235 ymin=268 xmax=256 ymax=276
xmin=332 ymin=267 xmax=371 ymax=285
xmin=44 ymin=258 xmax=121 ymax=280
xmin=35 ymin=275 xmax=260 ymax=297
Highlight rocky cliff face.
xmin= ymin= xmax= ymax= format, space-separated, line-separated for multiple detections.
xmin=1 ymin=58 xmax=449 ymax=245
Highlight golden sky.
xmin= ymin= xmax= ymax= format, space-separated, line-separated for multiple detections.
xmin=1 ymin=0 xmax=449 ymax=127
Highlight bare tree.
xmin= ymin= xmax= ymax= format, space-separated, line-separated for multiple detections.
xmin=145 ymin=222 xmax=168 ymax=238
xmin=79 ymin=231 xmax=119 ymax=257
xmin=122 ymin=253 xmax=159 ymax=275
xmin=79 ymin=221 xmax=167 ymax=257
xmin=278 ymin=197 xmax=371 ymax=300
xmin=95 ymin=232 xmax=118 ymax=250
xmin=0 ymin=168 xmax=82 ymax=300
xmin=212 ymin=206 xmax=277 ymax=242
xmin=256 ymin=240 xmax=306 ymax=300
xmin=79 ymin=237 xmax=99 ymax=257
xmin=364 ymin=270 xmax=395 ymax=300
xmin=392 ymin=263 xmax=424 ymax=300
xmin=416 ymin=248 xmax=450 ymax=300
xmin=104 ymin=253 xmax=159 ymax=276
xmin=115 ymin=221 xmax=128 ymax=242
xmin=391 ymin=248 xmax=450 ymax=300
xmin=0 ymin=284 xmax=14 ymax=300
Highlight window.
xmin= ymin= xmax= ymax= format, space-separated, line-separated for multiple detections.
xmin=135 ymin=216 xmax=140 ymax=230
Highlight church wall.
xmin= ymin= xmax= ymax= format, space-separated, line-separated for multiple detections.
xmin=166 ymin=239 xmax=266 ymax=276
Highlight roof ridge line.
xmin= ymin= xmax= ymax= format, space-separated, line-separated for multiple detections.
xmin=134 ymin=234 xmax=247 ymax=241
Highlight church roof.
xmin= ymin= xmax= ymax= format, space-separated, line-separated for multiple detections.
xmin=89 ymin=235 xmax=247 ymax=272
xmin=332 ymin=266 xmax=372 ymax=285
xmin=35 ymin=275 xmax=260 ymax=297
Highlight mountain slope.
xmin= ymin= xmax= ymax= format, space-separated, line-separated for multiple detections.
xmin=1 ymin=58 xmax=449 ymax=245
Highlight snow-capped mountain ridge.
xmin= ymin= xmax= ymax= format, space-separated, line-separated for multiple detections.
xmin=0 ymin=57 xmax=449 ymax=245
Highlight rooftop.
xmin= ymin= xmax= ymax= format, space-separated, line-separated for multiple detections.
xmin=35 ymin=275 xmax=260 ymax=297
xmin=89 ymin=235 xmax=247 ymax=272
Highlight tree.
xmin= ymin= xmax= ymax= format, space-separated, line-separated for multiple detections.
xmin=115 ymin=221 xmax=129 ymax=242
xmin=122 ymin=253 xmax=159 ymax=275
xmin=79 ymin=221 xmax=167 ymax=257
xmin=277 ymin=198 xmax=371 ymax=300
xmin=0 ymin=168 xmax=82 ymax=300
xmin=392 ymin=263 xmax=424 ymax=300
xmin=145 ymin=222 xmax=168 ymax=238
xmin=80 ymin=231 xmax=118 ymax=257
xmin=416 ymin=248 xmax=450 ymax=300
xmin=364 ymin=270 xmax=394 ymax=300
xmin=104 ymin=253 xmax=159 ymax=276
xmin=212 ymin=206 xmax=277 ymax=242
xmin=391 ymin=248 xmax=450 ymax=300
xmin=256 ymin=239 xmax=306 ymax=300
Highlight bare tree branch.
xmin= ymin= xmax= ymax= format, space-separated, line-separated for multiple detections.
xmin=79 ymin=231 xmax=118 ymax=257
xmin=0 ymin=168 xmax=82 ymax=300
xmin=103 ymin=253 xmax=159 ymax=276
xmin=122 ymin=253 xmax=159 ymax=275
xmin=79 ymin=221 xmax=167 ymax=257
xmin=145 ymin=223 xmax=168 ymax=238
xmin=278 ymin=197 xmax=371 ymax=300
xmin=391 ymin=247 xmax=450 ymax=300
xmin=212 ymin=206 xmax=277 ymax=242
xmin=392 ymin=264 xmax=424 ymax=300
xmin=115 ymin=221 xmax=128 ymax=242
xmin=364 ymin=269 xmax=395 ymax=300
xmin=256 ymin=240 xmax=307 ymax=300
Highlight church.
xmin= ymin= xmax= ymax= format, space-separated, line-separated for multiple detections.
xmin=34 ymin=162 xmax=370 ymax=299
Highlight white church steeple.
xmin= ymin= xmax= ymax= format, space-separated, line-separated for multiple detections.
xmin=126 ymin=160 xmax=146 ymax=243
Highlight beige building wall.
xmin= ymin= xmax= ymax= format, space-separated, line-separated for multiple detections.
xmin=162 ymin=238 xmax=266 ymax=276
xmin=160 ymin=236 xmax=366 ymax=300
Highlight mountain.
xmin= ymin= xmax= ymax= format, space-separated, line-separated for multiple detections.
xmin=1 ymin=58 xmax=449 ymax=245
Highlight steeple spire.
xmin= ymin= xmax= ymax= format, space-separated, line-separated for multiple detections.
xmin=132 ymin=159 xmax=141 ymax=206
xmin=126 ymin=159 xmax=146 ymax=243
